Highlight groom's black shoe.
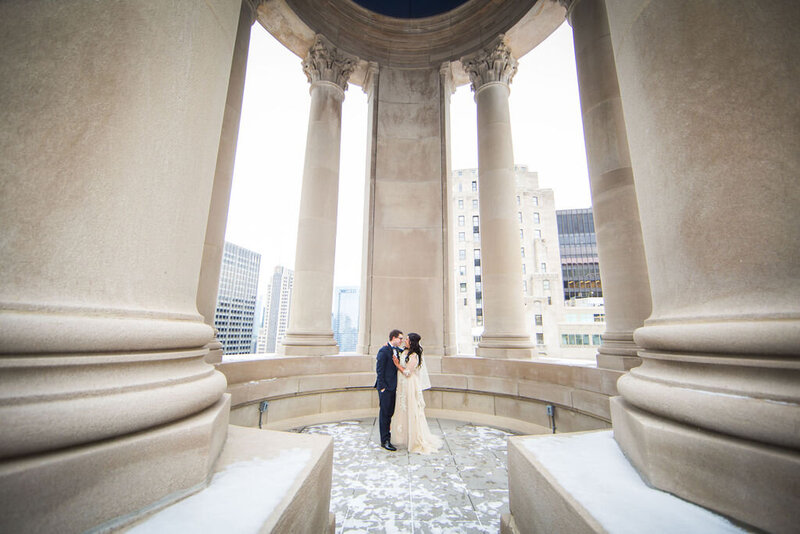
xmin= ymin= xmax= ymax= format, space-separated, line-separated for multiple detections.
xmin=382 ymin=441 xmax=397 ymax=451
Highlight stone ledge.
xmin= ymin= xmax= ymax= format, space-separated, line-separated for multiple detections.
xmin=123 ymin=425 xmax=334 ymax=533
xmin=507 ymin=430 xmax=751 ymax=534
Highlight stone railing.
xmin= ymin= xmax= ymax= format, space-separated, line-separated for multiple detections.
xmin=219 ymin=355 xmax=622 ymax=434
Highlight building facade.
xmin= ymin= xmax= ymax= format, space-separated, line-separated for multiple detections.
xmin=556 ymin=208 xmax=602 ymax=301
xmin=452 ymin=166 xmax=565 ymax=356
xmin=332 ymin=286 xmax=359 ymax=352
xmin=213 ymin=241 xmax=260 ymax=355
xmin=257 ymin=265 xmax=294 ymax=354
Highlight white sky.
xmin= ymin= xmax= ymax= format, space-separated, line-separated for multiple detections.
xmin=225 ymin=21 xmax=589 ymax=292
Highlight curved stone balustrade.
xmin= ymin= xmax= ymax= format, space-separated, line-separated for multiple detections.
xmin=219 ymin=355 xmax=622 ymax=435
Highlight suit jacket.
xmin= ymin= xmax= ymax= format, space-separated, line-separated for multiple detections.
xmin=374 ymin=343 xmax=398 ymax=392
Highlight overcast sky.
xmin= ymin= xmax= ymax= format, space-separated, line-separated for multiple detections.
xmin=225 ymin=21 xmax=589 ymax=292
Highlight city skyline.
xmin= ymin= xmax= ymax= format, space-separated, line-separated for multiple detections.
xmin=225 ymin=21 xmax=590 ymax=290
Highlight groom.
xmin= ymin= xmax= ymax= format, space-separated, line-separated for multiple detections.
xmin=375 ymin=329 xmax=403 ymax=451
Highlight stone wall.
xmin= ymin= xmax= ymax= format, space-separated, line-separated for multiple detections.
xmin=219 ymin=355 xmax=621 ymax=434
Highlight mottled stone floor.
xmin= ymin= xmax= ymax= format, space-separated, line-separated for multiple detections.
xmin=295 ymin=418 xmax=514 ymax=533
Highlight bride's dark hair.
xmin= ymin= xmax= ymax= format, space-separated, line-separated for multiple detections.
xmin=405 ymin=332 xmax=423 ymax=367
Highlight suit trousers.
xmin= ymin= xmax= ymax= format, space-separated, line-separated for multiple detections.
xmin=378 ymin=388 xmax=396 ymax=444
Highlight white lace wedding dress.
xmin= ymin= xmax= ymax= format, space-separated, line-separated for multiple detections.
xmin=391 ymin=352 xmax=443 ymax=454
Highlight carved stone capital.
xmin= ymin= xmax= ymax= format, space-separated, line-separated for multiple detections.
xmin=302 ymin=35 xmax=357 ymax=92
xmin=461 ymin=37 xmax=518 ymax=93
xmin=557 ymin=0 xmax=578 ymax=24
xmin=439 ymin=62 xmax=456 ymax=96
xmin=245 ymin=0 xmax=267 ymax=24
xmin=362 ymin=62 xmax=379 ymax=96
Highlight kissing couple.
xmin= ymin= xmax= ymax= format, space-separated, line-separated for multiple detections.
xmin=374 ymin=329 xmax=443 ymax=454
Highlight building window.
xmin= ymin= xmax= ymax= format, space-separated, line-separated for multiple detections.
xmin=458 ymin=199 xmax=464 ymax=209
xmin=593 ymin=334 xmax=602 ymax=345
xmin=532 ymin=196 xmax=539 ymax=206
xmin=472 ymin=181 xmax=477 ymax=191
xmin=541 ymin=262 xmax=547 ymax=272
xmin=520 ymin=229 xmax=524 ymax=239
xmin=521 ymin=264 xmax=526 ymax=275
xmin=594 ymin=313 xmax=605 ymax=322
xmin=536 ymin=333 xmax=544 ymax=345
xmin=459 ymin=265 xmax=466 ymax=275
xmin=475 ymin=282 xmax=482 ymax=292
xmin=547 ymin=296 xmax=552 ymax=305
xmin=472 ymin=215 xmax=479 ymax=227
xmin=460 ymin=283 xmax=467 ymax=293
xmin=543 ymin=280 xmax=550 ymax=290
xmin=561 ymin=334 xmax=569 ymax=345
xmin=458 ymin=183 xmax=463 ymax=192
xmin=472 ymin=199 xmax=478 ymax=209
xmin=475 ymin=265 xmax=481 ymax=275
xmin=476 ymin=308 xmax=483 ymax=317
xmin=521 ymin=247 xmax=525 ymax=258
xmin=534 ymin=229 xmax=542 ymax=239
xmin=535 ymin=314 xmax=543 ymax=326
xmin=516 ymin=195 xmax=521 ymax=206
xmin=518 ymin=212 xmax=523 ymax=223
xmin=533 ymin=212 xmax=540 ymax=224
xmin=473 ymin=249 xmax=481 ymax=259
xmin=459 ymin=249 xmax=466 ymax=260
xmin=459 ymin=232 xmax=465 ymax=241
xmin=522 ymin=280 xmax=528 ymax=294
xmin=458 ymin=215 xmax=465 ymax=226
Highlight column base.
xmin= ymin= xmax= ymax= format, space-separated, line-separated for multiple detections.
xmin=278 ymin=332 xmax=339 ymax=356
xmin=611 ymin=397 xmax=800 ymax=534
xmin=204 ymin=338 xmax=224 ymax=364
xmin=0 ymin=394 xmax=230 ymax=534
xmin=595 ymin=332 xmax=642 ymax=370
xmin=476 ymin=335 xmax=536 ymax=359
xmin=505 ymin=429 xmax=750 ymax=534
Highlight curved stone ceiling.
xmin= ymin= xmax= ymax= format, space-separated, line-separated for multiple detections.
xmin=350 ymin=0 xmax=469 ymax=19
xmin=284 ymin=0 xmax=541 ymax=68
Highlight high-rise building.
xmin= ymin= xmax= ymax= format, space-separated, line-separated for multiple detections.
xmin=332 ymin=286 xmax=359 ymax=352
xmin=257 ymin=265 xmax=294 ymax=354
xmin=213 ymin=242 xmax=261 ymax=355
xmin=452 ymin=166 xmax=565 ymax=355
xmin=556 ymin=208 xmax=602 ymax=301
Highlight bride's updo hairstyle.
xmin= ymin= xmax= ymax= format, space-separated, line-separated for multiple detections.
xmin=406 ymin=332 xmax=423 ymax=367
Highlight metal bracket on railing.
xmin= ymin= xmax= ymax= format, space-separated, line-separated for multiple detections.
xmin=546 ymin=404 xmax=556 ymax=434
xmin=258 ymin=400 xmax=269 ymax=429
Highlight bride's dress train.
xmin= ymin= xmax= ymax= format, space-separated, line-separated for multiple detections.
xmin=391 ymin=352 xmax=442 ymax=454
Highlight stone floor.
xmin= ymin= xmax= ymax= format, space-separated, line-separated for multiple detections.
xmin=295 ymin=418 xmax=515 ymax=534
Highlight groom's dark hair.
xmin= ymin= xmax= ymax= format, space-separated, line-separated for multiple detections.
xmin=389 ymin=329 xmax=403 ymax=341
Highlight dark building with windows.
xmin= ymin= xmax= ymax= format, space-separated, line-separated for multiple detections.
xmin=556 ymin=208 xmax=602 ymax=301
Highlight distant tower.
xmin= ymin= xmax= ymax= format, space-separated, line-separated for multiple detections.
xmin=213 ymin=242 xmax=261 ymax=355
xmin=332 ymin=287 xmax=359 ymax=352
xmin=556 ymin=208 xmax=602 ymax=301
xmin=257 ymin=266 xmax=294 ymax=353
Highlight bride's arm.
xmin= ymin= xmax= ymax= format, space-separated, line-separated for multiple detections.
xmin=404 ymin=353 xmax=419 ymax=376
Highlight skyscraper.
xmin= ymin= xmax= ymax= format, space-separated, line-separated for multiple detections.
xmin=451 ymin=166 xmax=565 ymax=355
xmin=556 ymin=208 xmax=602 ymax=301
xmin=332 ymin=286 xmax=359 ymax=352
xmin=213 ymin=242 xmax=261 ymax=355
xmin=257 ymin=266 xmax=294 ymax=354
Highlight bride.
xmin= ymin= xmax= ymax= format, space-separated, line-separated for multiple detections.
xmin=391 ymin=332 xmax=443 ymax=454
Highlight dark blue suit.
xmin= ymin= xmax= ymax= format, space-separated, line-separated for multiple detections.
xmin=375 ymin=343 xmax=398 ymax=444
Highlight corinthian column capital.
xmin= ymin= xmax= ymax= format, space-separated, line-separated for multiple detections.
xmin=302 ymin=35 xmax=357 ymax=92
xmin=461 ymin=37 xmax=518 ymax=93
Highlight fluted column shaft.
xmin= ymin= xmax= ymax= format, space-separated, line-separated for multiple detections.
xmin=463 ymin=39 xmax=535 ymax=359
xmin=279 ymin=36 xmax=354 ymax=356
xmin=605 ymin=2 xmax=800 ymax=532
xmin=0 ymin=1 xmax=239 ymax=531
xmin=566 ymin=0 xmax=651 ymax=371
xmin=197 ymin=0 xmax=257 ymax=364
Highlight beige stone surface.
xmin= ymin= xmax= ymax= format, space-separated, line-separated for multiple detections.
xmin=358 ymin=67 xmax=452 ymax=355
xmin=569 ymin=0 xmax=650 ymax=371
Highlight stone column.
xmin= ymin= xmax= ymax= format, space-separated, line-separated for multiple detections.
xmin=0 ymin=1 xmax=240 ymax=531
xmin=462 ymin=38 xmax=535 ymax=359
xmin=278 ymin=36 xmax=355 ymax=356
xmin=563 ymin=0 xmax=651 ymax=371
xmin=197 ymin=0 xmax=258 ymax=364
xmin=357 ymin=63 xmax=457 ymax=357
xmin=605 ymin=2 xmax=800 ymax=533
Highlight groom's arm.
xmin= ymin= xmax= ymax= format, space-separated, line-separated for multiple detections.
xmin=376 ymin=349 xmax=388 ymax=391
